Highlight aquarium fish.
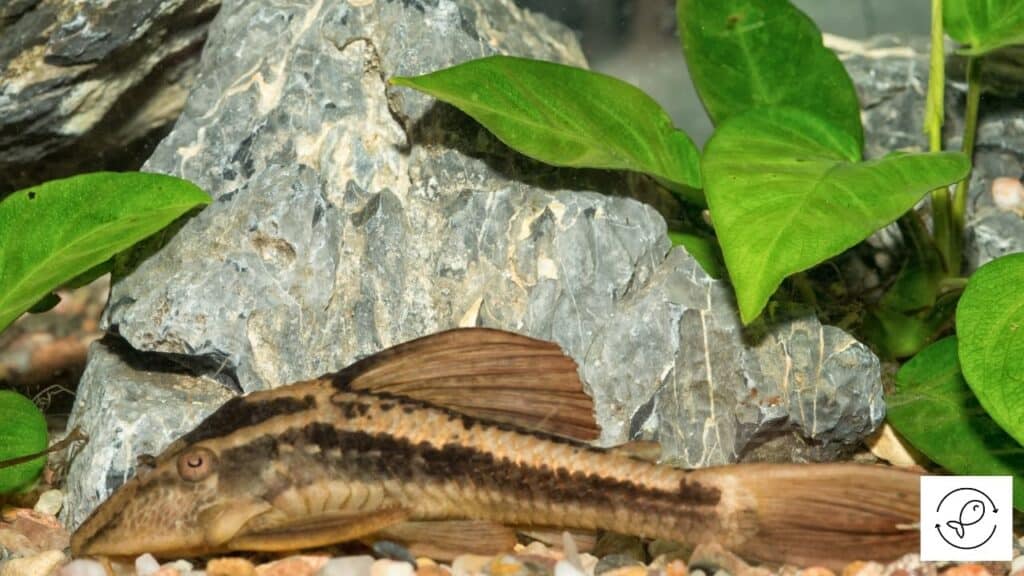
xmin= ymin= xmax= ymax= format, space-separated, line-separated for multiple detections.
xmin=71 ymin=328 xmax=921 ymax=569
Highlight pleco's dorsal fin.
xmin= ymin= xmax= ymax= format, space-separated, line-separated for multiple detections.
xmin=339 ymin=328 xmax=600 ymax=441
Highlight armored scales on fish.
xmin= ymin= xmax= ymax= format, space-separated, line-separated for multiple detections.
xmin=72 ymin=328 xmax=920 ymax=568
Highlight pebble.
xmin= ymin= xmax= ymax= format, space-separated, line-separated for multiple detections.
xmin=208 ymin=557 xmax=257 ymax=576
xmin=599 ymin=566 xmax=648 ymax=576
xmin=371 ymin=559 xmax=415 ymax=576
xmin=256 ymin=556 xmax=328 ymax=576
xmin=316 ymin=556 xmax=374 ymax=576
xmin=801 ymin=568 xmax=836 ymax=576
xmin=451 ymin=555 xmax=491 ymax=576
xmin=0 ymin=550 xmax=66 ymax=576
xmin=31 ymin=491 xmax=62 ymax=517
xmin=1011 ymin=556 xmax=1024 ymax=575
xmin=135 ymin=554 xmax=161 ymax=576
xmin=843 ymin=562 xmax=884 ymax=576
xmin=554 ymin=560 xmax=587 ymax=576
xmin=992 ymin=177 xmax=1024 ymax=213
xmin=58 ymin=559 xmax=106 ymax=576
xmin=940 ymin=566 xmax=991 ymax=576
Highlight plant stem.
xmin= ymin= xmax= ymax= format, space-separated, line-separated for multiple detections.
xmin=925 ymin=0 xmax=952 ymax=273
xmin=950 ymin=56 xmax=982 ymax=274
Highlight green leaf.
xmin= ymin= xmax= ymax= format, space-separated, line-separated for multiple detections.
xmin=677 ymin=0 xmax=863 ymax=151
xmin=390 ymin=55 xmax=703 ymax=204
xmin=668 ymin=231 xmax=724 ymax=279
xmin=0 ymin=172 xmax=211 ymax=333
xmin=957 ymin=252 xmax=1024 ymax=446
xmin=0 ymin=391 xmax=48 ymax=494
xmin=887 ymin=337 xmax=1024 ymax=511
xmin=27 ymin=293 xmax=62 ymax=314
xmin=702 ymin=107 xmax=970 ymax=324
xmin=945 ymin=0 xmax=1024 ymax=56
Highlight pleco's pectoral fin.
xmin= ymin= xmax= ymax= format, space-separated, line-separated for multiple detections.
xmin=198 ymin=498 xmax=277 ymax=549
xmin=226 ymin=507 xmax=410 ymax=552
xmin=340 ymin=327 xmax=601 ymax=441
xmin=373 ymin=520 xmax=518 ymax=561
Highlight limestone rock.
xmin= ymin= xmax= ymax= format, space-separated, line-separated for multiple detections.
xmin=0 ymin=0 xmax=218 ymax=192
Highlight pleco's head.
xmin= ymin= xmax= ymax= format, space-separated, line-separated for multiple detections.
xmin=70 ymin=440 xmax=273 ymax=558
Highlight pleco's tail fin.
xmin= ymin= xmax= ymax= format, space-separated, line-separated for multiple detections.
xmin=695 ymin=463 xmax=921 ymax=570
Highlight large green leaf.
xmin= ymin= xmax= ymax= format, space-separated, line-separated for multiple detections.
xmin=0 ymin=391 xmax=48 ymax=494
xmin=945 ymin=0 xmax=1024 ymax=55
xmin=0 ymin=172 xmax=211 ymax=332
xmin=702 ymin=107 xmax=970 ymax=324
xmin=888 ymin=337 xmax=1024 ymax=511
xmin=957 ymin=252 xmax=1024 ymax=445
xmin=677 ymin=0 xmax=863 ymax=151
xmin=390 ymin=56 xmax=703 ymax=204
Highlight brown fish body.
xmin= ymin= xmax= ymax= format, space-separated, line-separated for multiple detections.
xmin=71 ymin=328 xmax=919 ymax=568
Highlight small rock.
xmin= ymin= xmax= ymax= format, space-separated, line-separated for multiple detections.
xmin=257 ymin=556 xmax=328 ymax=576
xmin=162 ymin=560 xmax=194 ymax=574
xmin=1010 ymin=555 xmax=1024 ymax=575
xmin=992 ymin=177 xmax=1024 ymax=213
xmin=1 ymin=550 xmax=66 ymax=576
xmin=598 ymin=566 xmax=647 ymax=576
xmin=802 ymin=568 xmax=837 ymax=576
xmin=371 ymin=559 xmax=415 ymax=576
xmin=843 ymin=562 xmax=884 ymax=576
xmin=414 ymin=558 xmax=448 ymax=576
xmin=665 ymin=560 xmax=689 ymax=576
xmin=151 ymin=568 xmax=180 ymax=576
xmin=316 ymin=556 xmax=374 ymax=576
xmin=488 ymin=556 xmax=526 ymax=576
xmin=594 ymin=555 xmax=644 ymax=575
xmin=940 ymin=566 xmax=991 ymax=576
xmin=689 ymin=543 xmax=750 ymax=576
xmin=57 ymin=560 xmax=105 ymax=576
xmin=135 ymin=554 xmax=161 ymax=576
xmin=554 ymin=560 xmax=587 ymax=576
xmin=208 ymin=557 xmax=257 ymax=576
xmin=32 ymin=491 xmax=62 ymax=517
xmin=374 ymin=541 xmax=418 ymax=567
xmin=0 ymin=509 xmax=68 ymax=555
xmin=451 ymin=556 xmax=491 ymax=576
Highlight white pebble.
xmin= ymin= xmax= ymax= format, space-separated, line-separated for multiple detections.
xmin=992 ymin=177 xmax=1024 ymax=212
xmin=162 ymin=560 xmax=194 ymax=573
xmin=369 ymin=559 xmax=413 ymax=576
xmin=1011 ymin=554 xmax=1024 ymax=574
xmin=316 ymin=556 xmax=374 ymax=576
xmin=58 ymin=559 xmax=106 ymax=576
xmin=135 ymin=554 xmax=161 ymax=576
xmin=554 ymin=559 xmax=587 ymax=576
xmin=32 ymin=490 xmax=63 ymax=516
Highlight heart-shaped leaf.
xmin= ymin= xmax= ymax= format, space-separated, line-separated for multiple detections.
xmin=0 ymin=391 xmax=48 ymax=494
xmin=702 ymin=107 xmax=970 ymax=323
xmin=887 ymin=337 xmax=1024 ymax=511
xmin=945 ymin=0 xmax=1024 ymax=56
xmin=391 ymin=55 xmax=703 ymax=204
xmin=677 ymin=0 xmax=863 ymax=150
xmin=957 ymin=252 xmax=1024 ymax=446
xmin=0 ymin=172 xmax=211 ymax=332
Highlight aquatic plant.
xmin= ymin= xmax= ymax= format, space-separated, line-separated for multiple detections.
xmin=0 ymin=172 xmax=210 ymax=494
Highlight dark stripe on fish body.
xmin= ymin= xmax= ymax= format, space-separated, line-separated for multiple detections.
xmin=181 ymin=394 xmax=318 ymax=445
xmin=241 ymin=422 xmax=721 ymax=512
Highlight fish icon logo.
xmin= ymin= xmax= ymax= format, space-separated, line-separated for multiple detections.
xmin=945 ymin=499 xmax=985 ymax=539
xmin=935 ymin=488 xmax=998 ymax=550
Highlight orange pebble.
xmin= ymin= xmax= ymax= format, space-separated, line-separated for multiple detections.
xmin=942 ymin=565 xmax=992 ymax=576
xmin=207 ymin=557 xmax=257 ymax=576
xmin=802 ymin=567 xmax=837 ymax=576
xmin=666 ymin=559 xmax=689 ymax=576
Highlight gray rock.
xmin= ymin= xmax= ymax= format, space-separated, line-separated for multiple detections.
xmin=0 ymin=0 xmax=218 ymax=192
xmin=63 ymin=0 xmax=884 ymax=528
xmin=832 ymin=35 xmax=1024 ymax=273
xmin=64 ymin=339 xmax=235 ymax=529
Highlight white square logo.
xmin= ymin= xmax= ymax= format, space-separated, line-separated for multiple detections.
xmin=920 ymin=476 xmax=1014 ymax=561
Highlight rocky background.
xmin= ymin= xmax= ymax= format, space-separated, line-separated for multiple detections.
xmin=0 ymin=0 xmax=1022 ymax=573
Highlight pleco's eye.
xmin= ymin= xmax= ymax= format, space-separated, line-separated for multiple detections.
xmin=177 ymin=447 xmax=218 ymax=482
